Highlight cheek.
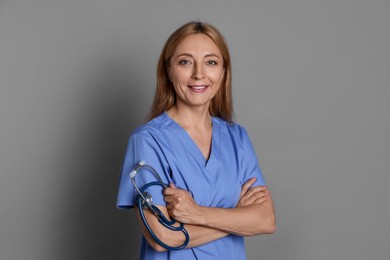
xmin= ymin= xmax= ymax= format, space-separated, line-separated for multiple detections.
xmin=210 ymin=74 xmax=224 ymax=91
xmin=209 ymin=69 xmax=225 ymax=82
xmin=171 ymin=75 xmax=189 ymax=93
xmin=170 ymin=66 xmax=191 ymax=80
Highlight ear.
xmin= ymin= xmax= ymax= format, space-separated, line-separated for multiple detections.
xmin=166 ymin=64 xmax=172 ymax=82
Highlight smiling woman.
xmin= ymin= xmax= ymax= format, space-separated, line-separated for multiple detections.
xmin=168 ymin=34 xmax=225 ymax=112
xmin=149 ymin=21 xmax=233 ymax=123
xmin=117 ymin=21 xmax=275 ymax=260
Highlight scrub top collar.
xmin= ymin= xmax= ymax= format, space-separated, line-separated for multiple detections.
xmin=162 ymin=112 xmax=221 ymax=172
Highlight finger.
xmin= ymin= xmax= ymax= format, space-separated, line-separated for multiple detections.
xmin=163 ymin=196 xmax=174 ymax=203
xmin=162 ymin=183 xmax=176 ymax=194
xmin=240 ymin=189 xmax=268 ymax=205
xmin=244 ymin=178 xmax=257 ymax=189
xmin=242 ymin=191 xmax=266 ymax=205
xmin=240 ymin=178 xmax=256 ymax=197
xmin=164 ymin=192 xmax=181 ymax=202
xmin=254 ymin=191 xmax=269 ymax=203
xmin=250 ymin=190 xmax=268 ymax=201
xmin=250 ymin=185 xmax=268 ymax=192
xmin=248 ymin=187 xmax=268 ymax=199
xmin=253 ymin=196 xmax=268 ymax=205
xmin=163 ymin=187 xmax=177 ymax=196
xmin=244 ymin=193 xmax=268 ymax=206
xmin=242 ymin=186 xmax=268 ymax=199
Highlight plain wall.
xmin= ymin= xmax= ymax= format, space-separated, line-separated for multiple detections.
xmin=1 ymin=1 xmax=389 ymax=259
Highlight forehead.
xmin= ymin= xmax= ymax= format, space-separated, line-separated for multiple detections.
xmin=173 ymin=34 xmax=222 ymax=57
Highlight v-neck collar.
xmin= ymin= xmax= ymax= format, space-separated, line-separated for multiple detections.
xmin=163 ymin=112 xmax=221 ymax=171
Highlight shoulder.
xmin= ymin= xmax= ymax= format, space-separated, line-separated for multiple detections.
xmin=213 ymin=117 xmax=256 ymax=153
xmin=131 ymin=113 xmax=171 ymax=137
xmin=213 ymin=117 xmax=249 ymax=137
xmin=127 ymin=113 xmax=177 ymax=150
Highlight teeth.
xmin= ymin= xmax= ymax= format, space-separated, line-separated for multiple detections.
xmin=191 ymin=86 xmax=206 ymax=90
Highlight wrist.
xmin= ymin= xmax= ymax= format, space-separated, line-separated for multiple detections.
xmin=195 ymin=206 xmax=207 ymax=225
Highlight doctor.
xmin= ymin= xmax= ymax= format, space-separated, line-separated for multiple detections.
xmin=117 ymin=21 xmax=275 ymax=259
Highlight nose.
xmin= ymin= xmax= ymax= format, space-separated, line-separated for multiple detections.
xmin=192 ymin=62 xmax=205 ymax=79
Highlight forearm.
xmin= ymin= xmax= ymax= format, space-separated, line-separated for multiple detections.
xmin=135 ymin=207 xmax=228 ymax=252
xmin=195 ymin=195 xmax=276 ymax=237
xmin=164 ymin=184 xmax=276 ymax=238
xmin=185 ymin=224 xmax=229 ymax=247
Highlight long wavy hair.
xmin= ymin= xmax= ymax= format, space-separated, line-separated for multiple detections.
xmin=146 ymin=21 xmax=233 ymax=122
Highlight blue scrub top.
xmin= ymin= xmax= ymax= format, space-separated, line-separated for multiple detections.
xmin=117 ymin=112 xmax=265 ymax=260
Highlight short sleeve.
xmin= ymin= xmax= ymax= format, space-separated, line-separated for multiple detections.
xmin=241 ymin=128 xmax=266 ymax=186
xmin=116 ymin=132 xmax=171 ymax=209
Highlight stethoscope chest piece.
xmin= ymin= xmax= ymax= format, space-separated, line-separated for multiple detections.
xmin=141 ymin=192 xmax=152 ymax=210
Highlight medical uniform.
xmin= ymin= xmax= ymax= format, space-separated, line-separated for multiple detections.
xmin=117 ymin=112 xmax=265 ymax=260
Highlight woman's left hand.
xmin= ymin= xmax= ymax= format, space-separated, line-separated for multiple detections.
xmin=237 ymin=178 xmax=269 ymax=208
xmin=163 ymin=183 xmax=201 ymax=224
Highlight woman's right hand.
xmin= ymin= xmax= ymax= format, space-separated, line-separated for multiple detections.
xmin=236 ymin=178 xmax=269 ymax=207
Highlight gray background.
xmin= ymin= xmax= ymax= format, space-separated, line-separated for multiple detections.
xmin=1 ymin=0 xmax=389 ymax=259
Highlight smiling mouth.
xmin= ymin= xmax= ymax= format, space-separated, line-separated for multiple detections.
xmin=188 ymin=85 xmax=208 ymax=92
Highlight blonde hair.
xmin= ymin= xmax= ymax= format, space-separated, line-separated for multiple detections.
xmin=147 ymin=21 xmax=233 ymax=122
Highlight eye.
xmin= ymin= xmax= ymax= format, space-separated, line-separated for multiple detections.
xmin=207 ymin=60 xmax=218 ymax=66
xmin=179 ymin=59 xmax=192 ymax=66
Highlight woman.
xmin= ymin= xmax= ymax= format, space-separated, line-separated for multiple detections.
xmin=117 ymin=21 xmax=275 ymax=259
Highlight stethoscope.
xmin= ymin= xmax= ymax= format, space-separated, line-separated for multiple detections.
xmin=130 ymin=161 xmax=190 ymax=250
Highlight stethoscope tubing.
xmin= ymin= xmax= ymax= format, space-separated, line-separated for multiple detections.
xmin=130 ymin=162 xmax=190 ymax=250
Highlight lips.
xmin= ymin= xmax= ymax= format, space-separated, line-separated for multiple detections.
xmin=188 ymin=85 xmax=208 ymax=93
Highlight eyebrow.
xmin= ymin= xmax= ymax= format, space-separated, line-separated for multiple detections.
xmin=175 ymin=53 xmax=221 ymax=59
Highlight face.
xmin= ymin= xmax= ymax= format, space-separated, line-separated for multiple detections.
xmin=168 ymin=33 xmax=225 ymax=111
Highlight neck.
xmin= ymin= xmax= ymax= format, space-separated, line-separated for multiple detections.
xmin=167 ymin=104 xmax=212 ymax=130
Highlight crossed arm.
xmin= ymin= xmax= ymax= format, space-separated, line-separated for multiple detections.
xmin=135 ymin=177 xmax=276 ymax=252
